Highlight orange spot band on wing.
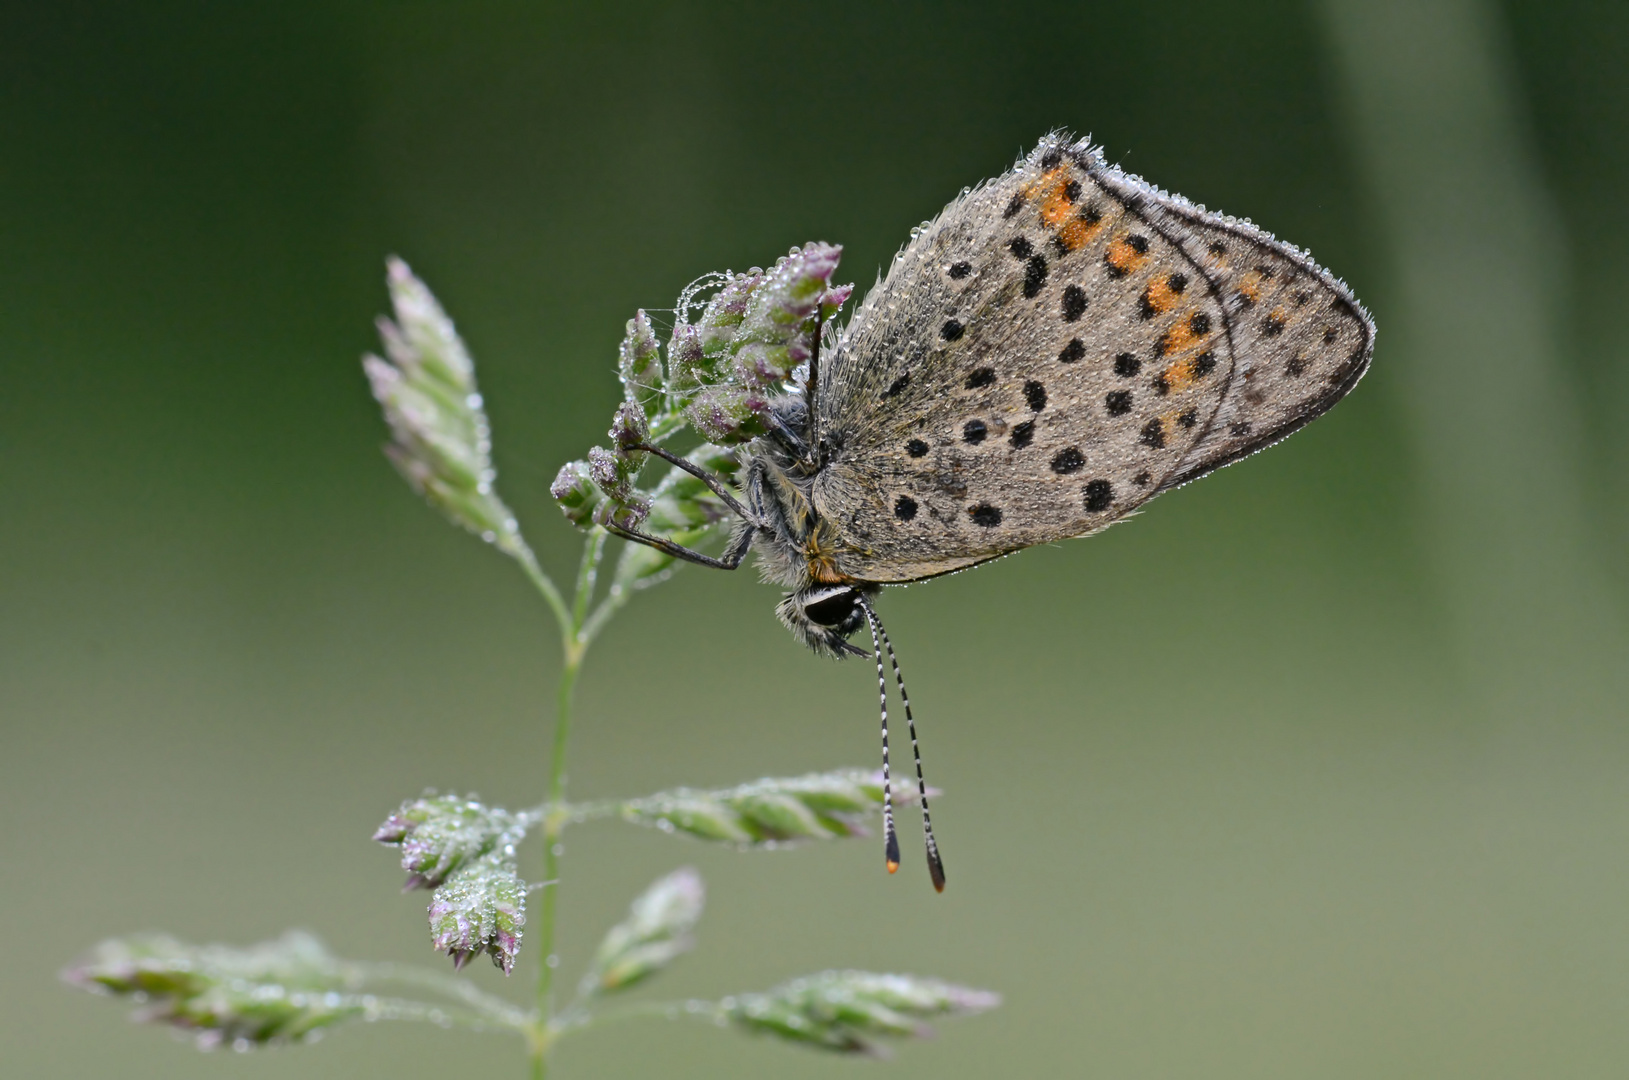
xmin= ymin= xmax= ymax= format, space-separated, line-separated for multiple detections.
xmin=1237 ymin=271 xmax=1265 ymax=307
xmin=1055 ymin=213 xmax=1104 ymax=252
xmin=1105 ymin=235 xmax=1149 ymax=276
xmin=1141 ymin=277 xmax=1182 ymax=316
xmin=1037 ymin=169 xmax=1074 ymax=227
xmin=1160 ymin=345 xmax=1219 ymax=394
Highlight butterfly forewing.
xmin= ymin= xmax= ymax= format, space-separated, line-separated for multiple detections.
xmin=815 ymin=138 xmax=1235 ymax=584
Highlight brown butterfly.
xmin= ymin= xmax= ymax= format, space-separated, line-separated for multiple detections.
xmin=609 ymin=133 xmax=1375 ymax=890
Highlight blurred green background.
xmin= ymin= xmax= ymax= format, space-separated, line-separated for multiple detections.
xmin=4 ymin=0 xmax=1628 ymax=1076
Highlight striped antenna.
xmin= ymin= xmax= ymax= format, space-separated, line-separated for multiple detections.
xmin=859 ymin=601 xmax=901 ymax=874
xmin=859 ymin=596 xmax=945 ymax=891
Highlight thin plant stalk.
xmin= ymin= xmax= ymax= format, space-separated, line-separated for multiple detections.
xmin=520 ymin=528 xmax=608 ymax=1078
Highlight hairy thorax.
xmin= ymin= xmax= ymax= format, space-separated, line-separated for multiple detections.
xmin=743 ymin=394 xmax=867 ymax=591
xmin=745 ymin=452 xmax=856 ymax=590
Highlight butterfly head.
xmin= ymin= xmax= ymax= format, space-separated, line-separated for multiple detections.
xmin=775 ymin=583 xmax=873 ymax=658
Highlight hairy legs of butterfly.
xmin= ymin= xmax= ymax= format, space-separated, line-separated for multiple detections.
xmin=603 ymin=442 xmax=946 ymax=891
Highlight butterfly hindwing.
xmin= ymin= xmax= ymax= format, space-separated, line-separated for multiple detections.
xmin=1083 ymin=157 xmax=1375 ymax=491
xmin=815 ymin=136 xmax=1236 ymax=584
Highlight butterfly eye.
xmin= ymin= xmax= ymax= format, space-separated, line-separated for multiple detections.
xmin=801 ymin=588 xmax=859 ymax=628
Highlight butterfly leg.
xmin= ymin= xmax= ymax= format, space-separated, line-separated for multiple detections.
xmin=632 ymin=444 xmax=754 ymax=521
xmin=603 ymin=519 xmax=755 ymax=571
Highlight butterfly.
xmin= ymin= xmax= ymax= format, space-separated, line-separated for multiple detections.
xmin=605 ymin=132 xmax=1375 ymax=890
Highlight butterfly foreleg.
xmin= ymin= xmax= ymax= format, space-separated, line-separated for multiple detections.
xmin=603 ymin=518 xmax=755 ymax=572
xmin=632 ymin=443 xmax=754 ymax=521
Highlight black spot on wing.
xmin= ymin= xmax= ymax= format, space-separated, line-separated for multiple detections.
xmin=1050 ymin=447 xmax=1085 ymax=474
xmin=1062 ymin=285 xmax=1087 ymax=322
xmin=1023 ymin=255 xmax=1049 ymax=298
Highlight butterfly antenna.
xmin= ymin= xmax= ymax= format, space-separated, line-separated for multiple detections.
xmin=859 ymin=599 xmax=901 ymax=875
xmin=870 ymin=603 xmax=946 ymax=892
xmin=859 ymin=596 xmax=944 ymax=891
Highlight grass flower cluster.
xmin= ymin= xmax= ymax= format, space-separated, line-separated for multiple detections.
xmin=65 ymin=258 xmax=997 ymax=1077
